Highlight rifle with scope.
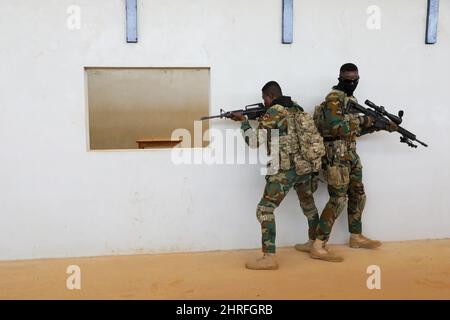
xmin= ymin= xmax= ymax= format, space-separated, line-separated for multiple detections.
xmin=348 ymin=99 xmax=428 ymax=148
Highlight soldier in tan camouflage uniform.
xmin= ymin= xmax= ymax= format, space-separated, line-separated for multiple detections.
xmin=230 ymin=81 xmax=325 ymax=270
xmin=310 ymin=63 xmax=397 ymax=262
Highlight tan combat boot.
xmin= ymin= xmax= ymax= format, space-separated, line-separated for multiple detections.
xmin=310 ymin=239 xmax=344 ymax=262
xmin=245 ymin=253 xmax=279 ymax=270
xmin=349 ymin=234 xmax=382 ymax=249
xmin=294 ymin=240 xmax=329 ymax=253
xmin=294 ymin=240 xmax=314 ymax=253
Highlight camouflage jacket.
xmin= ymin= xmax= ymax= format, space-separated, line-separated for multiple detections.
xmin=316 ymin=88 xmax=374 ymax=142
xmin=240 ymin=96 xmax=303 ymax=153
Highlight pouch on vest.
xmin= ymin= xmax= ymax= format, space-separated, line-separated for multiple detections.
xmin=294 ymin=154 xmax=312 ymax=176
xmin=325 ymin=165 xmax=350 ymax=187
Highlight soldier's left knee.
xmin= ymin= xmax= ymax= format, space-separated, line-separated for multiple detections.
xmin=350 ymin=188 xmax=366 ymax=213
xmin=357 ymin=192 xmax=366 ymax=203
xmin=256 ymin=205 xmax=275 ymax=223
xmin=352 ymin=182 xmax=365 ymax=196
xmin=357 ymin=193 xmax=366 ymax=212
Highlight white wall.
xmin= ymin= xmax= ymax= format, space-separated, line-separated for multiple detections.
xmin=1 ymin=0 xmax=449 ymax=260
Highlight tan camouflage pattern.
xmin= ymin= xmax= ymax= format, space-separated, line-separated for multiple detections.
xmin=241 ymin=102 xmax=321 ymax=253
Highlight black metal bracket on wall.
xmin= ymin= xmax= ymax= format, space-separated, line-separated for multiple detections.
xmin=282 ymin=0 xmax=294 ymax=44
xmin=126 ymin=0 xmax=138 ymax=43
xmin=426 ymin=0 xmax=439 ymax=44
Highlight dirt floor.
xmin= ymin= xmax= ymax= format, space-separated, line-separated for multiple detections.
xmin=0 ymin=239 xmax=449 ymax=300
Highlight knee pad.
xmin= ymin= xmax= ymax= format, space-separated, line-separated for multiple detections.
xmin=357 ymin=193 xmax=367 ymax=212
xmin=351 ymin=183 xmax=366 ymax=212
xmin=256 ymin=205 xmax=275 ymax=223
xmin=353 ymin=183 xmax=365 ymax=195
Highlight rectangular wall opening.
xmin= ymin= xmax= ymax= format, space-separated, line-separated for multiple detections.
xmin=85 ymin=67 xmax=210 ymax=150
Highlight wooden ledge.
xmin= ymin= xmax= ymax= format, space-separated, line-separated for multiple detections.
xmin=136 ymin=138 xmax=183 ymax=149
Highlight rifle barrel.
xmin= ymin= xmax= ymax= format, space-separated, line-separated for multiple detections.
xmin=200 ymin=115 xmax=223 ymax=120
xmin=416 ymin=139 xmax=428 ymax=147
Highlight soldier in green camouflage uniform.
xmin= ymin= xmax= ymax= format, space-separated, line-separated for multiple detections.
xmin=310 ymin=63 xmax=397 ymax=262
xmin=231 ymin=81 xmax=324 ymax=270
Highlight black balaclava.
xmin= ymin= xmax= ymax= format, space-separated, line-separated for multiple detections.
xmin=336 ymin=77 xmax=359 ymax=97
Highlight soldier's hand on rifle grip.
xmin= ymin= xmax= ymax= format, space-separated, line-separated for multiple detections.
xmin=372 ymin=119 xmax=386 ymax=131
xmin=385 ymin=121 xmax=398 ymax=133
xmin=230 ymin=112 xmax=246 ymax=121
xmin=359 ymin=115 xmax=375 ymax=128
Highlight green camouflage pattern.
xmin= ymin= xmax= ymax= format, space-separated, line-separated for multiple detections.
xmin=241 ymin=101 xmax=319 ymax=253
xmin=315 ymin=149 xmax=365 ymax=241
xmin=240 ymin=102 xmax=303 ymax=143
xmin=314 ymin=89 xmax=375 ymax=140
xmin=257 ymin=167 xmax=319 ymax=253
xmin=314 ymin=88 xmax=368 ymax=241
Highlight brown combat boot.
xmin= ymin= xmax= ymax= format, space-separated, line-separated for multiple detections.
xmin=294 ymin=240 xmax=329 ymax=253
xmin=245 ymin=253 xmax=279 ymax=270
xmin=310 ymin=239 xmax=344 ymax=262
xmin=349 ymin=234 xmax=382 ymax=249
xmin=294 ymin=240 xmax=314 ymax=253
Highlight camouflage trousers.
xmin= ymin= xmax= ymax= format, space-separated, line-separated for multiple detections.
xmin=257 ymin=167 xmax=319 ymax=253
xmin=316 ymin=150 xmax=366 ymax=241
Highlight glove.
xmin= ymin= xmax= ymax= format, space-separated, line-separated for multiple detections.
xmin=373 ymin=119 xmax=387 ymax=131
xmin=359 ymin=115 xmax=375 ymax=128
xmin=385 ymin=121 xmax=398 ymax=132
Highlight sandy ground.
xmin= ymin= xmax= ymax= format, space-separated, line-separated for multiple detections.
xmin=0 ymin=239 xmax=449 ymax=300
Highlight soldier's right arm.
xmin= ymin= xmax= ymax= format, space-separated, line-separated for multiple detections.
xmin=240 ymin=105 xmax=284 ymax=148
xmin=240 ymin=120 xmax=258 ymax=148
xmin=240 ymin=120 xmax=265 ymax=148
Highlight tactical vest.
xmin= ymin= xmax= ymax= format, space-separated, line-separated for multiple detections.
xmin=313 ymin=90 xmax=360 ymax=161
xmin=273 ymin=105 xmax=325 ymax=175
xmin=313 ymin=89 xmax=361 ymax=139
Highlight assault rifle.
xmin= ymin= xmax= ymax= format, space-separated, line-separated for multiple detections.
xmin=200 ymin=103 xmax=265 ymax=121
xmin=347 ymin=99 xmax=428 ymax=148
